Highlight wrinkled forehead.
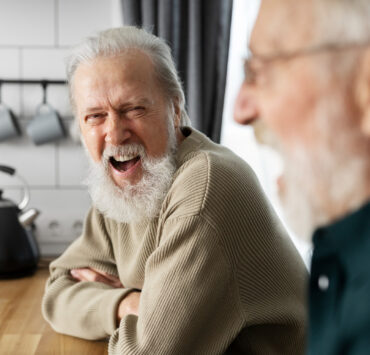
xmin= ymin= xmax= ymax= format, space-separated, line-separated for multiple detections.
xmin=74 ymin=50 xmax=157 ymax=83
xmin=250 ymin=0 xmax=316 ymax=56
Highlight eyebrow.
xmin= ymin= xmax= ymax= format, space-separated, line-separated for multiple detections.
xmin=84 ymin=98 xmax=154 ymax=114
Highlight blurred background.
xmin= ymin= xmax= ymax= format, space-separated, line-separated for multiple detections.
xmin=0 ymin=0 xmax=122 ymax=255
xmin=0 ymin=0 xmax=309 ymax=264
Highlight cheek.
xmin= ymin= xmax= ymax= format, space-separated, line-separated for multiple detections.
xmin=142 ymin=118 xmax=170 ymax=156
xmin=81 ymin=127 xmax=104 ymax=162
xmin=146 ymin=127 xmax=168 ymax=155
xmin=258 ymin=78 xmax=317 ymax=147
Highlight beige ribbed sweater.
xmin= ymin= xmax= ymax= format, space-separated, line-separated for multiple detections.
xmin=42 ymin=128 xmax=307 ymax=354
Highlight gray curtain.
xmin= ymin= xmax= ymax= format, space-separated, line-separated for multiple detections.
xmin=121 ymin=0 xmax=233 ymax=143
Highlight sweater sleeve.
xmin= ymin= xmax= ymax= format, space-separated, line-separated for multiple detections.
xmin=42 ymin=208 xmax=135 ymax=340
xmin=108 ymin=215 xmax=244 ymax=355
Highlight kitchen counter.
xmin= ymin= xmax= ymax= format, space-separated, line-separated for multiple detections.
xmin=0 ymin=261 xmax=108 ymax=355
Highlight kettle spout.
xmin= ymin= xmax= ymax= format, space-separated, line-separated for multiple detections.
xmin=18 ymin=208 xmax=40 ymax=227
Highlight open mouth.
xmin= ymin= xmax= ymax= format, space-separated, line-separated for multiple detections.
xmin=109 ymin=155 xmax=141 ymax=173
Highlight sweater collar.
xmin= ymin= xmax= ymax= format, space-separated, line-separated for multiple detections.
xmin=175 ymin=127 xmax=209 ymax=166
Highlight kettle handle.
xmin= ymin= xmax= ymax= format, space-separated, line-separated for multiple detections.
xmin=0 ymin=164 xmax=30 ymax=210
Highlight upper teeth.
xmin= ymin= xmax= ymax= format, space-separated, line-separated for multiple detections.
xmin=113 ymin=155 xmax=138 ymax=162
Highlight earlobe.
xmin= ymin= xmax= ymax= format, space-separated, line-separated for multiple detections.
xmin=234 ymin=84 xmax=248 ymax=124
xmin=356 ymin=49 xmax=370 ymax=136
xmin=362 ymin=109 xmax=370 ymax=136
xmin=172 ymin=99 xmax=181 ymax=128
xmin=234 ymin=82 xmax=258 ymax=125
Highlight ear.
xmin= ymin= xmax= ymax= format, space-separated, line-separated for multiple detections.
xmin=356 ymin=48 xmax=370 ymax=136
xmin=234 ymin=81 xmax=259 ymax=125
xmin=172 ymin=98 xmax=181 ymax=128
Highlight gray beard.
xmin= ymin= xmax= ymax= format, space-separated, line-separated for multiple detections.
xmin=83 ymin=122 xmax=178 ymax=224
xmin=279 ymin=143 xmax=368 ymax=243
xmin=253 ymin=93 xmax=369 ymax=243
xmin=278 ymin=98 xmax=369 ymax=242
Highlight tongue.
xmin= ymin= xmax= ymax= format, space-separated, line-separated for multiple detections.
xmin=114 ymin=157 xmax=139 ymax=172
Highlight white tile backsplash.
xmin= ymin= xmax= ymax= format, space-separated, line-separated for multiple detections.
xmin=2 ymin=188 xmax=91 ymax=252
xmin=0 ymin=134 xmax=56 ymax=187
xmin=29 ymin=188 xmax=91 ymax=242
xmin=0 ymin=0 xmax=120 ymax=256
xmin=59 ymin=0 xmax=114 ymax=46
xmin=59 ymin=138 xmax=88 ymax=186
xmin=0 ymin=49 xmax=21 ymax=115
xmin=0 ymin=48 xmax=21 ymax=77
xmin=111 ymin=0 xmax=124 ymax=28
xmin=22 ymin=48 xmax=69 ymax=80
xmin=0 ymin=0 xmax=55 ymax=46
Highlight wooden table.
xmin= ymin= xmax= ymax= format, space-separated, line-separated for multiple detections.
xmin=0 ymin=262 xmax=108 ymax=355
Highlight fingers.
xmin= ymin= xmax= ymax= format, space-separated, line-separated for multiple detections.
xmin=70 ymin=268 xmax=123 ymax=288
xmin=90 ymin=267 xmax=123 ymax=284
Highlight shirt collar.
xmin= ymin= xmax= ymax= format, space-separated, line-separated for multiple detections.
xmin=312 ymin=200 xmax=370 ymax=256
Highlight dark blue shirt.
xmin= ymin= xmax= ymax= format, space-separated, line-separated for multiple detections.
xmin=309 ymin=201 xmax=370 ymax=355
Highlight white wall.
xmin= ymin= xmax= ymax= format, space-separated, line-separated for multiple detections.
xmin=0 ymin=0 xmax=123 ymax=255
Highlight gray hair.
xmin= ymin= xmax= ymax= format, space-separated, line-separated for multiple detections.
xmin=307 ymin=0 xmax=370 ymax=83
xmin=66 ymin=26 xmax=191 ymax=127
xmin=312 ymin=0 xmax=370 ymax=44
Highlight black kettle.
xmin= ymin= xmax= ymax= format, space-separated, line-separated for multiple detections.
xmin=0 ymin=165 xmax=40 ymax=278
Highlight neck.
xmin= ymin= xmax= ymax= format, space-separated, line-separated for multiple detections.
xmin=325 ymin=171 xmax=370 ymax=224
xmin=176 ymin=126 xmax=186 ymax=146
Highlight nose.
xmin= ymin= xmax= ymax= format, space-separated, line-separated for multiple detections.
xmin=105 ymin=114 xmax=132 ymax=145
xmin=234 ymin=82 xmax=259 ymax=125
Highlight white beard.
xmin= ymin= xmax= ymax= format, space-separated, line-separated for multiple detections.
xmin=276 ymin=96 xmax=369 ymax=242
xmin=83 ymin=121 xmax=178 ymax=224
xmin=277 ymin=148 xmax=329 ymax=242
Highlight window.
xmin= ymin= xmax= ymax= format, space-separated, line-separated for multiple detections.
xmin=221 ymin=0 xmax=311 ymax=268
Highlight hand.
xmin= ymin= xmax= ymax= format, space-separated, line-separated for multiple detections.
xmin=117 ymin=291 xmax=141 ymax=323
xmin=70 ymin=267 xmax=123 ymax=288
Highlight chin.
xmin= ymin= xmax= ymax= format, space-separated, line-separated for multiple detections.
xmin=110 ymin=170 xmax=143 ymax=189
xmin=84 ymin=151 xmax=177 ymax=224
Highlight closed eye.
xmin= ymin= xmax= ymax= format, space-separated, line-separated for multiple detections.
xmin=125 ymin=106 xmax=146 ymax=118
xmin=131 ymin=106 xmax=145 ymax=112
xmin=85 ymin=112 xmax=106 ymax=124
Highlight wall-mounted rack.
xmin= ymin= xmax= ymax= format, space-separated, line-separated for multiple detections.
xmin=0 ymin=79 xmax=67 ymax=105
xmin=0 ymin=79 xmax=66 ymax=85
xmin=0 ymin=79 xmax=69 ymax=145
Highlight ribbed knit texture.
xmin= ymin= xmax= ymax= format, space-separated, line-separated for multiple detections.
xmin=42 ymin=127 xmax=307 ymax=354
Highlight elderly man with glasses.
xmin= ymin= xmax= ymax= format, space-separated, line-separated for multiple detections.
xmin=235 ymin=0 xmax=370 ymax=354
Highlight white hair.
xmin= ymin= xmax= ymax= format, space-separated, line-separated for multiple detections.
xmin=83 ymin=112 xmax=178 ymax=224
xmin=312 ymin=0 xmax=370 ymax=44
xmin=66 ymin=26 xmax=191 ymax=127
xmin=308 ymin=0 xmax=370 ymax=99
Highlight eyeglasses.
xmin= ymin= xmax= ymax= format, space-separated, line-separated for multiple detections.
xmin=244 ymin=41 xmax=370 ymax=85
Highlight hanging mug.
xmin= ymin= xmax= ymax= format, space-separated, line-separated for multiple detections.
xmin=26 ymin=103 xmax=66 ymax=145
xmin=0 ymin=104 xmax=20 ymax=142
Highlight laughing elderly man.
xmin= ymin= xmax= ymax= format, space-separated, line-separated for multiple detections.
xmin=235 ymin=0 xmax=370 ymax=354
xmin=42 ymin=27 xmax=307 ymax=354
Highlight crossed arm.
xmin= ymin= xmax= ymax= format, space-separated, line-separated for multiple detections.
xmin=70 ymin=267 xmax=140 ymax=323
xmin=42 ymin=212 xmax=245 ymax=353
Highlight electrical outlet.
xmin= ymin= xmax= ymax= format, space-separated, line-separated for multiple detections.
xmin=72 ymin=220 xmax=83 ymax=236
xmin=48 ymin=220 xmax=60 ymax=237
